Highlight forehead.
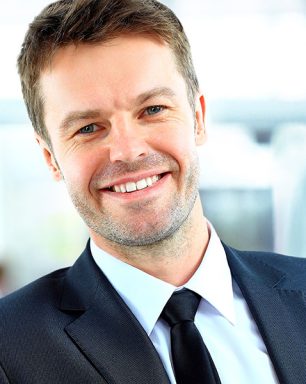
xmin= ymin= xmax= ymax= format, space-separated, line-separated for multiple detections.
xmin=39 ymin=35 xmax=188 ymax=115
xmin=41 ymin=34 xmax=178 ymax=84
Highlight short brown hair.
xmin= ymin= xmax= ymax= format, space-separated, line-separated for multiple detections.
xmin=18 ymin=0 xmax=199 ymax=145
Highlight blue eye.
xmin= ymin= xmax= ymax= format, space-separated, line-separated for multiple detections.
xmin=145 ymin=106 xmax=164 ymax=115
xmin=79 ymin=124 xmax=96 ymax=134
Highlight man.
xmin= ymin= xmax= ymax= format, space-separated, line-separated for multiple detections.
xmin=0 ymin=1 xmax=305 ymax=383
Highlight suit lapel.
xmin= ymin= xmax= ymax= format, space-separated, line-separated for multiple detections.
xmin=225 ymin=245 xmax=306 ymax=384
xmin=60 ymin=244 xmax=170 ymax=384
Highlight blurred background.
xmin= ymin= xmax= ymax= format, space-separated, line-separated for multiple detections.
xmin=0 ymin=0 xmax=306 ymax=295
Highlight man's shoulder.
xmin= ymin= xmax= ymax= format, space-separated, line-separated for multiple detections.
xmin=0 ymin=242 xmax=94 ymax=313
xmin=0 ymin=266 xmax=69 ymax=319
xmin=234 ymin=247 xmax=306 ymax=272
xmin=234 ymin=246 xmax=306 ymax=267
xmin=224 ymin=243 xmax=306 ymax=290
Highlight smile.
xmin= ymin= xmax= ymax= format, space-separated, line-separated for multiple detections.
xmin=109 ymin=175 xmax=162 ymax=193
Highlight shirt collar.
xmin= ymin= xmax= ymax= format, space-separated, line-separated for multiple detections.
xmin=90 ymin=221 xmax=236 ymax=336
xmin=185 ymin=222 xmax=236 ymax=324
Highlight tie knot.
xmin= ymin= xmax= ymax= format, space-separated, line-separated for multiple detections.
xmin=161 ymin=289 xmax=201 ymax=327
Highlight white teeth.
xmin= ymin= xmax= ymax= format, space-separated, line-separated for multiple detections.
xmin=146 ymin=177 xmax=153 ymax=186
xmin=120 ymin=184 xmax=127 ymax=193
xmin=111 ymin=174 xmax=161 ymax=193
xmin=126 ymin=182 xmax=137 ymax=192
xmin=136 ymin=179 xmax=147 ymax=190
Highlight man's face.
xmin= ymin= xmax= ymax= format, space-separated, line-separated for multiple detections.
xmin=39 ymin=35 xmax=205 ymax=247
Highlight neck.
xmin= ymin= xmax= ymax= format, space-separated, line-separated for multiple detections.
xmin=91 ymin=197 xmax=209 ymax=286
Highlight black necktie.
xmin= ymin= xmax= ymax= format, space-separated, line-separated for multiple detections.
xmin=161 ymin=289 xmax=221 ymax=384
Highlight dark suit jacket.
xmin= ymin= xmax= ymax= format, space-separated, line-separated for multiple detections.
xmin=0 ymin=242 xmax=305 ymax=384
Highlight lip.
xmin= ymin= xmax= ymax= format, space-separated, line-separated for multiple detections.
xmin=100 ymin=170 xmax=168 ymax=190
xmin=99 ymin=172 xmax=171 ymax=201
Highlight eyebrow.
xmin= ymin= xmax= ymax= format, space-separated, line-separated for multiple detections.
xmin=135 ymin=86 xmax=176 ymax=104
xmin=58 ymin=87 xmax=176 ymax=133
xmin=59 ymin=109 xmax=102 ymax=133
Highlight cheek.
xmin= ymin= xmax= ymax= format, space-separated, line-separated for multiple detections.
xmin=58 ymin=149 xmax=101 ymax=189
xmin=154 ymin=126 xmax=197 ymax=162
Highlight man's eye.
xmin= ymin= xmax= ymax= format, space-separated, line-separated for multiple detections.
xmin=79 ymin=124 xmax=96 ymax=134
xmin=145 ymin=105 xmax=164 ymax=116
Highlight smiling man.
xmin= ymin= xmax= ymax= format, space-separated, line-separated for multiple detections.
xmin=39 ymin=34 xmax=207 ymax=285
xmin=0 ymin=1 xmax=306 ymax=383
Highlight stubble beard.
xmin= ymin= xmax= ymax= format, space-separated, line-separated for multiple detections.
xmin=67 ymin=152 xmax=201 ymax=249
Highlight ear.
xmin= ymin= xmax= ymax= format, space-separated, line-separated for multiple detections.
xmin=194 ymin=94 xmax=206 ymax=146
xmin=35 ymin=134 xmax=62 ymax=182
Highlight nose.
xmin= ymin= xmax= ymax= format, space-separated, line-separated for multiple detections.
xmin=108 ymin=117 xmax=149 ymax=163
